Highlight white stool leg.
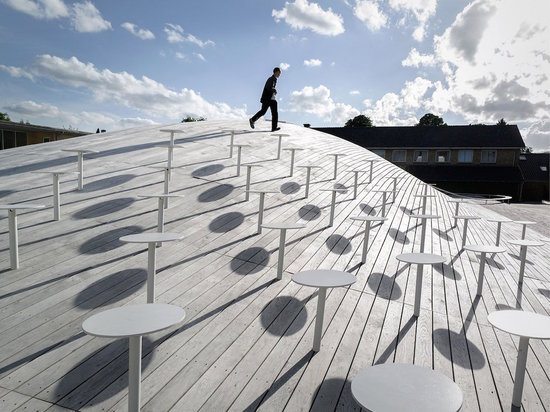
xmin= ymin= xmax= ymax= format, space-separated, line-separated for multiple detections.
xmin=53 ymin=173 xmax=60 ymax=221
xmin=128 ymin=335 xmax=142 ymax=412
xmin=163 ymin=169 xmax=170 ymax=209
xmin=414 ymin=263 xmax=423 ymax=317
xmin=361 ymin=220 xmax=371 ymax=263
xmin=329 ymin=191 xmax=336 ymax=227
xmin=476 ymin=252 xmax=486 ymax=296
xmin=229 ymin=131 xmax=235 ymax=158
xmin=77 ymin=152 xmax=84 ymax=190
xmin=495 ymin=222 xmax=502 ymax=246
xmin=381 ymin=192 xmax=387 ymax=217
xmin=392 ymin=178 xmax=397 ymax=203
xmin=277 ymin=135 xmax=282 ymax=160
xmin=422 ymin=196 xmax=427 ymax=214
xmin=521 ymin=224 xmax=527 ymax=240
xmin=420 ymin=217 xmax=427 ymax=253
xmin=236 ymin=146 xmax=243 ymax=176
xmin=512 ymin=336 xmax=530 ymax=407
xmin=518 ymin=246 xmax=527 ymax=283
xmin=313 ymin=287 xmax=327 ymax=352
xmin=147 ymin=242 xmax=156 ymax=303
xmin=257 ymin=192 xmax=265 ymax=234
xmin=305 ymin=167 xmax=311 ymax=198
xmin=462 ymin=219 xmax=469 ymax=248
xmin=369 ymin=160 xmax=373 ymax=183
xmin=353 ymin=171 xmax=358 ymax=199
xmin=289 ymin=150 xmax=295 ymax=177
xmin=276 ymin=229 xmax=287 ymax=280
xmin=8 ymin=209 xmax=19 ymax=269
xmin=245 ymin=166 xmax=252 ymax=201
xmin=332 ymin=156 xmax=338 ymax=180
xmin=454 ymin=203 xmax=460 ymax=227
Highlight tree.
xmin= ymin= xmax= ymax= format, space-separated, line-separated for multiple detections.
xmin=182 ymin=116 xmax=206 ymax=122
xmin=496 ymin=118 xmax=507 ymax=126
xmin=0 ymin=112 xmax=10 ymax=121
xmin=416 ymin=113 xmax=446 ymax=126
xmin=521 ymin=147 xmax=533 ymax=153
xmin=344 ymin=115 xmax=373 ymax=128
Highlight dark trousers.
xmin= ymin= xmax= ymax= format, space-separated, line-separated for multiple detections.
xmin=251 ymin=100 xmax=278 ymax=131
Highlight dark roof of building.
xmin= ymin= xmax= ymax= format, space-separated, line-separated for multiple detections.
xmin=519 ymin=152 xmax=550 ymax=182
xmin=314 ymin=125 xmax=525 ymax=149
xmin=0 ymin=120 xmax=89 ymax=136
xmin=403 ymin=164 xmax=524 ymax=182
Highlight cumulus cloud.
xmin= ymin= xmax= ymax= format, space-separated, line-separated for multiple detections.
xmin=0 ymin=64 xmax=34 ymax=80
xmin=2 ymin=0 xmax=69 ymax=19
xmin=401 ymin=48 xmax=436 ymax=67
xmin=289 ymin=85 xmax=359 ymax=123
xmin=280 ymin=62 xmax=291 ymax=71
xmin=304 ymin=58 xmax=322 ymax=67
xmin=521 ymin=120 xmax=550 ymax=151
xmin=121 ymin=22 xmax=155 ymax=40
xmin=71 ymin=1 xmax=111 ymax=32
xmin=164 ymin=24 xmax=215 ymax=47
xmin=4 ymin=55 xmax=245 ymax=121
xmin=272 ymin=0 xmax=345 ymax=36
xmin=389 ymin=0 xmax=437 ymax=41
xmin=354 ymin=0 xmax=387 ymax=31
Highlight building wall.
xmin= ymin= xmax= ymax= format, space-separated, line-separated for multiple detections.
xmin=383 ymin=148 xmax=518 ymax=166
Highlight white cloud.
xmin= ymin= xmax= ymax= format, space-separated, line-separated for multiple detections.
xmin=289 ymin=85 xmax=359 ymax=123
xmin=272 ymin=0 xmax=345 ymax=36
xmin=401 ymin=48 xmax=436 ymax=67
xmin=5 ymin=55 xmax=246 ymax=121
xmin=0 ymin=64 xmax=34 ymax=80
xmin=350 ymin=90 xmax=360 ymax=95
xmin=304 ymin=58 xmax=322 ymax=67
xmin=354 ymin=0 xmax=387 ymax=31
xmin=194 ymin=53 xmax=206 ymax=62
xmin=521 ymin=120 xmax=550 ymax=151
xmin=71 ymin=1 xmax=111 ymax=33
xmin=121 ymin=22 xmax=155 ymax=40
xmin=2 ymin=0 xmax=69 ymax=19
xmin=164 ymin=24 xmax=215 ymax=47
xmin=389 ymin=0 xmax=437 ymax=41
xmin=280 ymin=62 xmax=291 ymax=71
xmin=175 ymin=52 xmax=186 ymax=60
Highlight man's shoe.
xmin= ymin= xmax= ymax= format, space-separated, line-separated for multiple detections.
xmin=249 ymin=119 xmax=255 ymax=129
xmin=271 ymin=127 xmax=281 ymax=132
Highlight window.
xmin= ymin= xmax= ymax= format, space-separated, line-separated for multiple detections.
xmin=458 ymin=150 xmax=473 ymax=163
xmin=481 ymin=150 xmax=497 ymax=163
xmin=43 ymin=137 xmax=51 ymax=143
xmin=392 ymin=150 xmax=407 ymax=162
xmin=436 ymin=150 xmax=450 ymax=163
xmin=371 ymin=149 xmax=386 ymax=159
xmin=541 ymin=166 xmax=548 ymax=172
xmin=413 ymin=150 xmax=428 ymax=163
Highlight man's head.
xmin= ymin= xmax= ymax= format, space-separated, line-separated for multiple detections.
xmin=273 ymin=67 xmax=281 ymax=78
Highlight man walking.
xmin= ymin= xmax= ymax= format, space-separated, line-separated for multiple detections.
xmin=249 ymin=67 xmax=281 ymax=132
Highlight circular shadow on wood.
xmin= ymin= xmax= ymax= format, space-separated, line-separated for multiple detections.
xmin=333 ymin=183 xmax=348 ymax=193
xmin=84 ymin=174 xmax=136 ymax=191
xmin=198 ymin=184 xmax=234 ymax=202
xmin=281 ymin=182 xmax=300 ymax=194
xmin=52 ymin=337 xmax=154 ymax=405
xmin=192 ymin=163 xmax=225 ymax=177
xmin=230 ymin=247 xmax=270 ymax=274
xmin=79 ymin=226 xmax=143 ymax=254
xmin=74 ymin=269 xmax=146 ymax=309
xmin=315 ymin=378 xmax=351 ymax=409
xmin=367 ymin=272 xmax=402 ymax=300
xmin=73 ymin=197 xmax=136 ymax=219
xmin=359 ymin=203 xmax=376 ymax=215
xmin=388 ymin=228 xmax=410 ymax=244
xmin=325 ymin=234 xmax=352 ymax=254
xmin=208 ymin=212 xmax=244 ymax=233
xmin=298 ymin=205 xmax=321 ymax=221
xmin=432 ymin=262 xmax=462 ymax=280
xmin=261 ymin=296 xmax=307 ymax=336
xmin=433 ymin=328 xmax=486 ymax=369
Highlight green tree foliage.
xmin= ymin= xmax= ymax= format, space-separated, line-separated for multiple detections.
xmin=416 ymin=113 xmax=446 ymax=126
xmin=0 ymin=112 xmax=10 ymax=121
xmin=344 ymin=114 xmax=373 ymax=128
xmin=182 ymin=116 xmax=206 ymax=122
xmin=496 ymin=118 xmax=507 ymax=126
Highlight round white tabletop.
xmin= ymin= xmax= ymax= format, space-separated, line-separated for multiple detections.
xmin=350 ymin=216 xmax=388 ymax=222
xmin=396 ymin=253 xmax=446 ymax=265
xmin=296 ymin=165 xmax=322 ymax=169
xmin=509 ymin=239 xmax=544 ymax=247
xmin=82 ymin=303 xmax=186 ymax=338
xmin=487 ymin=217 xmax=513 ymax=223
xmin=271 ymin=133 xmax=290 ymax=136
xmin=414 ymin=194 xmax=436 ymax=198
xmin=246 ymin=189 xmax=279 ymax=194
xmin=261 ymin=222 xmax=306 ymax=230
xmin=488 ymin=310 xmax=550 ymax=339
xmin=292 ymin=269 xmax=356 ymax=288
xmin=283 ymin=147 xmax=304 ymax=151
xmin=159 ymin=128 xmax=185 ymax=134
xmin=351 ymin=363 xmax=463 ymax=412
xmin=447 ymin=199 xmax=468 ymax=203
xmin=452 ymin=215 xmax=480 ymax=220
xmin=373 ymin=190 xmax=392 ymax=193
xmin=514 ymin=221 xmax=535 ymax=225
xmin=320 ymin=188 xmax=347 ymax=193
xmin=408 ymin=214 xmax=441 ymax=219
xmin=138 ymin=194 xmax=184 ymax=199
xmin=328 ymin=153 xmax=347 ymax=156
xmin=0 ymin=203 xmax=45 ymax=210
xmin=120 ymin=232 xmax=184 ymax=243
xmin=464 ymin=244 xmax=507 ymax=254
xmin=61 ymin=148 xmax=98 ymax=153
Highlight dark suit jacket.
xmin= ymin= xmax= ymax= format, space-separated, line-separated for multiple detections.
xmin=260 ymin=75 xmax=277 ymax=103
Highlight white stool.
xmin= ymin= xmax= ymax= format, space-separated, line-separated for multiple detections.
xmin=487 ymin=217 xmax=513 ymax=246
xmin=514 ymin=220 xmax=535 ymax=240
xmin=271 ymin=133 xmax=289 ymax=160
xmin=407 ymin=214 xmax=441 ymax=253
xmin=261 ymin=222 xmax=305 ymax=279
xmin=320 ymin=188 xmax=347 ymax=227
xmin=453 ymin=215 xmax=481 ymax=248
xmin=222 ymin=129 xmax=243 ymax=158
xmin=0 ymin=203 xmax=45 ymax=269
xmin=32 ymin=170 xmax=79 ymax=221
xmin=373 ymin=190 xmax=391 ymax=217
xmin=396 ymin=252 xmax=446 ymax=316
xmin=350 ymin=215 xmax=387 ymax=263
xmin=120 ymin=232 xmax=184 ymax=303
xmin=159 ymin=128 xmax=185 ymax=147
xmin=155 ymin=143 xmax=183 ymax=178
xmin=414 ymin=194 xmax=436 ymax=214
xmin=242 ymin=163 xmax=263 ymax=201
xmin=296 ymin=165 xmax=322 ymax=198
xmin=229 ymin=143 xmax=250 ymax=176
xmin=247 ymin=189 xmax=279 ymax=234
xmin=328 ymin=153 xmax=347 ymax=180
xmin=151 ymin=166 xmax=176 ymax=208
xmin=384 ymin=176 xmax=401 ymax=203
xmin=137 ymin=194 xmax=184 ymax=235
xmin=348 ymin=169 xmax=367 ymax=199
xmin=447 ymin=199 xmax=468 ymax=227
xmin=82 ymin=304 xmax=186 ymax=412
xmin=292 ymin=269 xmax=355 ymax=351
xmin=463 ymin=244 xmax=507 ymax=295
xmin=366 ymin=158 xmax=381 ymax=183
xmin=282 ymin=147 xmax=304 ymax=177
xmin=61 ymin=148 xmax=98 ymax=190
xmin=509 ymin=239 xmax=544 ymax=283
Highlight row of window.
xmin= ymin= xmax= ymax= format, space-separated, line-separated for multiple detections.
xmin=372 ymin=149 xmax=497 ymax=164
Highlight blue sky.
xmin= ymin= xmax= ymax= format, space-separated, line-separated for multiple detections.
xmin=1 ymin=0 xmax=549 ymax=151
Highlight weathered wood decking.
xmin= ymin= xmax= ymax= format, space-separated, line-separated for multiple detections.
xmin=0 ymin=120 xmax=549 ymax=411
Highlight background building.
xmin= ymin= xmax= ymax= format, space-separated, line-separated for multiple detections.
xmin=0 ymin=121 xmax=89 ymax=150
